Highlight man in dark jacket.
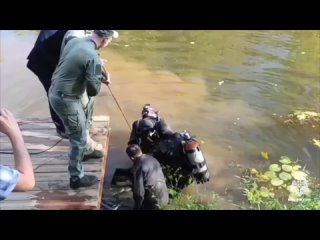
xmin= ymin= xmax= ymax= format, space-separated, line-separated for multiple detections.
xmin=126 ymin=144 xmax=169 ymax=210
xmin=27 ymin=30 xmax=68 ymax=137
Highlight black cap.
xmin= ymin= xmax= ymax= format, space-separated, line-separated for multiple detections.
xmin=94 ymin=30 xmax=119 ymax=39
xmin=137 ymin=118 xmax=156 ymax=134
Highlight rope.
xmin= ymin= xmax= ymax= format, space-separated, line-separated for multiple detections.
xmin=107 ymin=85 xmax=132 ymax=131
xmin=0 ymin=68 xmax=132 ymax=155
xmin=0 ymin=138 xmax=64 ymax=155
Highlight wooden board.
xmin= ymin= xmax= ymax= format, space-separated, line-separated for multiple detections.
xmin=0 ymin=117 xmax=110 ymax=210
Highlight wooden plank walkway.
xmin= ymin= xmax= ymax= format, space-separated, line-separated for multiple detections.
xmin=0 ymin=116 xmax=110 ymax=210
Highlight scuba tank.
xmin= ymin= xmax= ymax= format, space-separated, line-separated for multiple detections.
xmin=154 ymin=130 xmax=210 ymax=189
xmin=181 ymin=131 xmax=210 ymax=183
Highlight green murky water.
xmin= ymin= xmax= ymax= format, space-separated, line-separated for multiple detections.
xmin=1 ymin=30 xmax=319 ymax=209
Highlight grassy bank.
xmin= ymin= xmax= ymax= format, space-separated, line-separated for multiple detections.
xmin=161 ymin=191 xmax=217 ymax=210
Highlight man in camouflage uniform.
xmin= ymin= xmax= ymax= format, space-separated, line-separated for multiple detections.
xmin=60 ymin=30 xmax=105 ymax=160
xmin=49 ymin=30 xmax=118 ymax=189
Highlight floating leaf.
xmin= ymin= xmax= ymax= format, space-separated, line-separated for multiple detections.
xmin=279 ymin=172 xmax=292 ymax=181
xmin=269 ymin=164 xmax=281 ymax=172
xmin=261 ymin=151 xmax=269 ymax=160
xmin=282 ymin=164 xmax=293 ymax=172
xmin=291 ymin=171 xmax=308 ymax=180
xmin=258 ymin=175 xmax=270 ymax=182
xmin=313 ymin=139 xmax=320 ymax=148
xmin=250 ymin=168 xmax=259 ymax=175
xmin=279 ymin=156 xmax=292 ymax=164
xmin=259 ymin=187 xmax=270 ymax=198
xmin=264 ymin=171 xmax=277 ymax=179
xmin=271 ymin=178 xmax=284 ymax=186
xmin=292 ymin=165 xmax=301 ymax=171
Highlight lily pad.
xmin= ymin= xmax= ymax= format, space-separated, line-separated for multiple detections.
xmin=292 ymin=165 xmax=301 ymax=171
xmin=279 ymin=156 xmax=292 ymax=164
xmin=264 ymin=171 xmax=277 ymax=179
xmin=282 ymin=164 xmax=293 ymax=172
xmin=279 ymin=172 xmax=292 ymax=181
xmin=271 ymin=178 xmax=284 ymax=186
xmin=269 ymin=164 xmax=281 ymax=172
xmin=291 ymin=171 xmax=308 ymax=180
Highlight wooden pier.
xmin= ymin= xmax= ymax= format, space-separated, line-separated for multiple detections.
xmin=0 ymin=116 xmax=110 ymax=210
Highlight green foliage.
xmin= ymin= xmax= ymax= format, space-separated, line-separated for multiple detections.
xmin=279 ymin=172 xmax=292 ymax=181
xmin=284 ymin=110 xmax=320 ymax=129
xmin=162 ymin=164 xmax=193 ymax=192
xmin=161 ymin=191 xmax=216 ymax=210
xmin=269 ymin=164 xmax=281 ymax=172
xmin=313 ymin=139 xmax=320 ymax=148
xmin=161 ymin=170 xmax=216 ymax=210
xmin=257 ymin=189 xmax=320 ymax=210
xmin=290 ymin=190 xmax=320 ymax=210
xmin=240 ymin=156 xmax=314 ymax=209
xmin=281 ymin=111 xmax=320 ymax=151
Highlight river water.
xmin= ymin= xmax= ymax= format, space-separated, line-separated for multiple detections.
xmin=1 ymin=30 xmax=319 ymax=209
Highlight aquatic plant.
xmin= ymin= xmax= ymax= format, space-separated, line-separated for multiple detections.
xmin=239 ymin=156 xmax=315 ymax=209
xmin=161 ymin=191 xmax=217 ymax=210
xmin=283 ymin=110 xmax=320 ymax=128
xmin=312 ymin=139 xmax=320 ymax=148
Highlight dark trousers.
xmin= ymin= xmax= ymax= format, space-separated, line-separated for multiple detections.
xmin=142 ymin=198 xmax=160 ymax=210
xmin=26 ymin=30 xmax=69 ymax=134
